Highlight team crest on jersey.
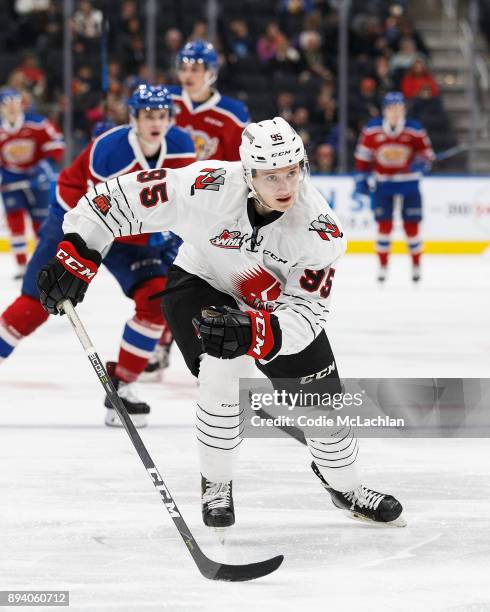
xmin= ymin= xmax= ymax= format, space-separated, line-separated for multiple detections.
xmin=231 ymin=265 xmax=282 ymax=311
xmin=92 ymin=193 xmax=112 ymax=216
xmin=210 ymin=229 xmax=244 ymax=249
xmin=2 ymin=139 xmax=35 ymax=164
xmin=191 ymin=167 xmax=226 ymax=195
xmin=186 ymin=127 xmax=219 ymax=160
xmin=309 ymin=214 xmax=343 ymax=241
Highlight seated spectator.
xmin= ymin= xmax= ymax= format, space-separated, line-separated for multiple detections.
xmin=72 ymin=0 xmax=103 ymax=39
xmin=390 ymin=36 xmax=420 ymax=75
xmin=374 ymin=54 xmax=395 ymax=97
xmin=275 ymin=91 xmax=295 ymax=122
xmin=257 ymin=22 xmax=287 ymax=63
xmin=277 ymin=0 xmax=315 ymax=37
xmin=401 ymin=57 xmax=439 ymax=100
xmin=271 ymin=37 xmax=303 ymax=74
xmin=188 ymin=20 xmax=208 ymax=43
xmin=298 ymin=30 xmax=331 ymax=81
xmin=227 ymin=20 xmax=253 ymax=61
xmin=348 ymin=76 xmax=380 ymax=132
xmin=312 ymin=80 xmax=336 ymax=124
xmin=159 ymin=28 xmax=183 ymax=81
xmin=11 ymin=52 xmax=46 ymax=100
xmin=311 ymin=143 xmax=335 ymax=174
xmin=291 ymin=106 xmax=312 ymax=147
xmin=117 ymin=1 xmax=140 ymax=37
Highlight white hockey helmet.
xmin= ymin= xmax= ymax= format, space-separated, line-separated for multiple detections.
xmin=240 ymin=116 xmax=306 ymax=170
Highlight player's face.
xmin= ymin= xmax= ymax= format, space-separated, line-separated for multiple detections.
xmin=384 ymin=103 xmax=405 ymax=125
xmin=1 ymin=98 xmax=23 ymax=124
xmin=136 ymin=109 xmax=171 ymax=144
xmin=178 ymin=61 xmax=210 ymax=95
xmin=253 ymin=164 xmax=301 ymax=212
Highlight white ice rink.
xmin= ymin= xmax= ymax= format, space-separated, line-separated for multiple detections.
xmin=1 ymin=252 xmax=490 ymax=611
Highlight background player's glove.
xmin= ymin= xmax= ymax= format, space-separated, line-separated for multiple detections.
xmin=192 ymin=305 xmax=282 ymax=361
xmin=410 ymin=156 xmax=432 ymax=175
xmin=29 ymin=159 xmax=57 ymax=191
xmin=353 ymin=174 xmax=370 ymax=197
xmin=37 ymin=233 xmax=102 ymax=315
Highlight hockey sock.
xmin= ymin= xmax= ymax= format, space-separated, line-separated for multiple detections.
xmin=376 ymin=220 xmax=393 ymax=267
xmin=0 ymin=295 xmax=49 ymax=361
xmin=116 ymin=278 xmax=166 ymax=382
xmin=403 ymin=221 xmax=422 ymax=265
xmin=306 ymin=425 xmax=362 ymax=493
xmin=196 ymin=354 xmax=254 ymax=482
xmin=6 ymin=210 xmax=28 ymax=266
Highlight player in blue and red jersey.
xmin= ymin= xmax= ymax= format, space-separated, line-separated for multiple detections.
xmin=354 ymin=92 xmax=435 ymax=282
xmin=0 ymin=85 xmax=195 ymax=427
xmin=0 ymin=88 xmax=64 ymax=277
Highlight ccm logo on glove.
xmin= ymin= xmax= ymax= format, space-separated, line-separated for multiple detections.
xmin=56 ymin=241 xmax=98 ymax=283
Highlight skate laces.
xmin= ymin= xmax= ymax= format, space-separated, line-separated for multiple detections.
xmin=203 ymin=481 xmax=231 ymax=510
xmin=344 ymin=486 xmax=384 ymax=511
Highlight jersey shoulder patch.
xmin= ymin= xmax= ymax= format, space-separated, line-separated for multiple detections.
xmin=166 ymin=125 xmax=195 ymax=155
xmin=365 ymin=117 xmax=383 ymax=130
xmin=405 ymin=118 xmax=424 ymax=131
xmin=215 ymin=95 xmax=250 ymax=124
xmin=90 ymin=126 xmax=135 ymax=179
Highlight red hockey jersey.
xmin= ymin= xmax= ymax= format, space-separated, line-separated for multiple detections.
xmin=354 ymin=117 xmax=434 ymax=183
xmin=0 ymin=112 xmax=64 ymax=173
xmin=168 ymin=86 xmax=249 ymax=161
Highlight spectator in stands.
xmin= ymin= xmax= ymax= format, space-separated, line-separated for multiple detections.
xmin=11 ymin=53 xmax=46 ymax=100
xmin=276 ymin=91 xmax=295 ymax=122
xmin=389 ymin=36 xmax=421 ymax=75
xmin=257 ymin=22 xmax=287 ymax=63
xmin=159 ymin=28 xmax=184 ymax=81
xmin=298 ymin=30 xmax=332 ymax=81
xmin=227 ymin=20 xmax=253 ymax=60
xmin=401 ymin=57 xmax=439 ymax=100
xmin=312 ymin=80 xmax=336 ymax=124
xmin=72 ymin=0 xmax=103 ymax=39
xmin=277 ymin=0 xmax=315 ymax=37
xmin=291 ymin=105 xmax=312 ymax=147
xmin=122 ymin=35 xmax=146 ymax=75
xmin=349 ymin=76 xmax=380 ymax=132
xmin=116 ymin=1 xmax=141 ymax=37
xmin=311 ymin=143 xmax=335 ymax=174
xmin=36 ymin=0 xmax=62 ymax=53
xmin=188 ymin=20 xmax=208 ymax=43
xmin=373 ymin=55 xmax=395 ymax=97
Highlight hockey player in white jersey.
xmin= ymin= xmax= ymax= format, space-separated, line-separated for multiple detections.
xmin=37 ymin=117 xmax=404 ymax=528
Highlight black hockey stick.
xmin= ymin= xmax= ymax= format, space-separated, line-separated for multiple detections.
xmin=59 ymin=299 xmax=283 ymax=581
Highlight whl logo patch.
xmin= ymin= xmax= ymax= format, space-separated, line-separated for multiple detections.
xmin=210 ymin=229 xmax=245 ymax=249
xmin=92 ymin=194 xmax=112 ymax=216
xmin=309 ymin=214 xmax=343 ymax=241
xmin=191 ymin=167 xmax=226 ymax=195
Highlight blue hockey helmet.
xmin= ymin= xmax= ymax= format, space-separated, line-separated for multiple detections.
xmin=91 ymin=119 xmax=116 ymax=139
xmin=177 ymin=40 xmax=219 ymax=72
xmin=127 ymin=84 xmax=174 ymax=117
xmin=382 ymin=91 xmax=405 ymax=108
xmin=0 ymin=88 xmax=22 ymax=105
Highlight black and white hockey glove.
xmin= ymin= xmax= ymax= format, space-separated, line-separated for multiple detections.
xmin=37 ymin=233 xmax=102 ymax=315
xmin=192 ymin=305 xmax=282 ymax=361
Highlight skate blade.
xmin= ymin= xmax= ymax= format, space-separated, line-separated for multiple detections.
xmin=211 ymin=525 xmax=234 ymax=545
xmin=344 ymin=510 xmax=407 ymax=527
xmin=104 ymin=409 xmax=147 ymax=429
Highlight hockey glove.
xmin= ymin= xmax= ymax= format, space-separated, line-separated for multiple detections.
xmin=29 ymin=159 xmax=57 ymax=191
xmin=410 ymin=156 xmax=432 ymax=175
xmin=354 ymin=174 xmax=370 ymax=197
xmin=192 ymin=305 xmax=282 ymax=361
xmin=37 ymin=233 xmax=102 ymax=315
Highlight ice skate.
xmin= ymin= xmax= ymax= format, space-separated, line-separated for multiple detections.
xmin=412 ymin=264 xmax=421 ymax=283
xmin=201 ymin=475 xmax=235 ymax=530
xmin=13 ymin=264 xmax=27 ymax=280
xmin=311 ymin=462 xmax=406 ymax=526
xmin=104 ymin=361 xmax=150 ymax=428
xmin=377 ymin=265 xmax=388 ymax=283
xmin=140 ymin=343 xmax=171 ymax=383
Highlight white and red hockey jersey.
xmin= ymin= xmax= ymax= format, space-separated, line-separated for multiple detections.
xmin=63 ymin=161 xmax=346 ymax=358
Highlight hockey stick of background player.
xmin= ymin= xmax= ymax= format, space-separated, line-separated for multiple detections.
xmin=59 ymin=298 xmax=283 ymax=582
xmin=0 ymin=180 xmax=31 ymax=193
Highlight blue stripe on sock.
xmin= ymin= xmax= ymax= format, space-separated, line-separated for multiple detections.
xmin=0 ymin=336 xmax=15 ymax=358
xmin=122 ymin=325 xmax=159 ymax=353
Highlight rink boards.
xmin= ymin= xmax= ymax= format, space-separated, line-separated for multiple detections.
xmin=1 ymin=175 xmax=489 ymax=254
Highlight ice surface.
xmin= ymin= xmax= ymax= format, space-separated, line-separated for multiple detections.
xmin=1 ymin=253 xmax=489 ymax=611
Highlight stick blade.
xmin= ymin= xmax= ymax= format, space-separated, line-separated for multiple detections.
xmin=199 ymin=554 xmax=284 ymax=582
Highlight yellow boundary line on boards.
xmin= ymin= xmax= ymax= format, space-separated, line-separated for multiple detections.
xmin=0 ymin=239 xmax=489 ymax=255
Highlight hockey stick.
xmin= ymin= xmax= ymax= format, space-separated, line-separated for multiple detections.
xmin=0 ymin=180 xmax=30 ymax=193
xmin=59 ymin=299 xmax=283 ymax=582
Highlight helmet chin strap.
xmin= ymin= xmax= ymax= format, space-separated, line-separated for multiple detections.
xmin=188 ymin=68 xmax=217 ymax=101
